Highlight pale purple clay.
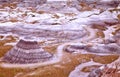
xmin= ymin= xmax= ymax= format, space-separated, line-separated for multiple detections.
xmin=2 ymin=39 xmax=53 ymax=64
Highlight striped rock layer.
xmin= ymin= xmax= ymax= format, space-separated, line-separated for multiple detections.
xmin=64 ymin=43 xmax=120 ymax=54
xmin=2 ymin=39 xmax=53 ymax=64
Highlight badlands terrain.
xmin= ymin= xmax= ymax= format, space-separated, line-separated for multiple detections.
xmin=0 ymin=0 xmax=120 ymax=77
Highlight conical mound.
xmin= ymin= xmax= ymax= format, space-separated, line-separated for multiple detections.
xmin=2 ymin=39 xmax=53 ymax=64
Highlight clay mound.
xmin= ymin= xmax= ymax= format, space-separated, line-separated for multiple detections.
xmin=88 ymin=65 xmax=120 ymax=77
xmin=64 ymin=45 xmax=86 ymax=53
xmin=2 ymin=39 xmax=53 ymax=64
xmin=86 ymin=43 xmax=120 ymax=54
xmin=64 ymin=43 xmax=120 ymax=54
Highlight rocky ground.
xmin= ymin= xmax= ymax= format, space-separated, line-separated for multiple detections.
xmin=0 ymin=0 xmax=120 ymax=77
